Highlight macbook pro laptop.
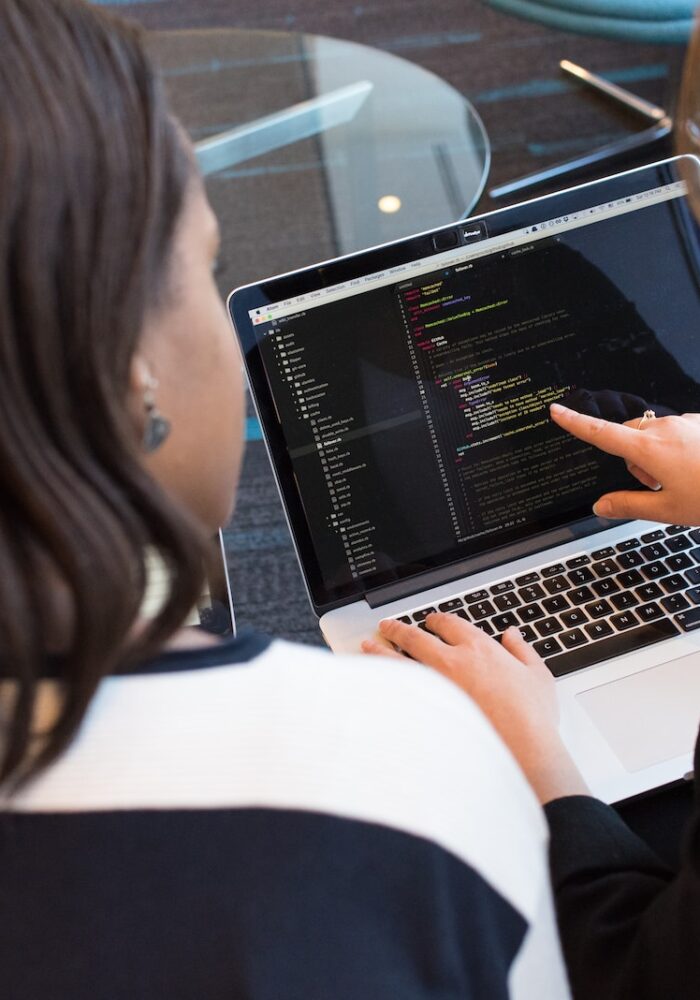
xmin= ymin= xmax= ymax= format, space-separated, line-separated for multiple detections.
xmin=229 ymin=156 xmax=700 ymax=804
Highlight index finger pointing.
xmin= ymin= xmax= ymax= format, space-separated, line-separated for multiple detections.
xmin=550 ymin=403 xmax=645 ymax=462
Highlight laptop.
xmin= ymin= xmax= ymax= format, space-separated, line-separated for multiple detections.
xmin=142 ymin=531 xmax=236 ymax=638
xmin=229 ymin=155 xmax=700 ymax=804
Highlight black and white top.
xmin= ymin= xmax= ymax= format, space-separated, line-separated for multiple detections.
xmin=0 ymin=632 xmax=570 ymax=999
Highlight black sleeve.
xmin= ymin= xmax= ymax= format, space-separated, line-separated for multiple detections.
xmin=544 ymin=789 xmax=700 ymax=999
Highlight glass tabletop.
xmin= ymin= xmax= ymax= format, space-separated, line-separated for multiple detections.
xmin=150 ymin=29 xmax=490 ymax=290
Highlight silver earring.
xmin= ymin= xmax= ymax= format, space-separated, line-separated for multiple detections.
xmin=142 ymin=376 xmax=171 ymax=453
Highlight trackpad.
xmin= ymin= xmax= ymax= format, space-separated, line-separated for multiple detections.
xmin=577 ymin=653 xmax=700 ymax=772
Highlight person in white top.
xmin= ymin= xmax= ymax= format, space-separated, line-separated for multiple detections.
xmin=0 ymin=2 xmax=570 ymax=998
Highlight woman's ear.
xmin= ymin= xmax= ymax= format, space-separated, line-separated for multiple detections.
xmin=127 ymin=351 xmax=154 ymax=442
xmin=129 ymin=351 xmax=153 ymax=395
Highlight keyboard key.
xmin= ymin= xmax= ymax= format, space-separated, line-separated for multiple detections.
xmin=687 ymin=586 xmax=700 ymax=605
xmin=611 ymin=591 xmax=638 ymax=610
xmin=412 ymin=607 xmax=436 ymax=622
xmin=561 ymin=628 xmax=588 ymax=650
xmin=665 ymin=534 xmax=692 ymax=553
xmin=542 ymin=563 xmax=566 ymax=578
xmin=397 ymin=616 xmax=412 ymax=624
xmin=689 ymin=529 xmax=700 ymax=545
xmin=536 ymin=616 xmax=563 ymax=637
xmin=544 ymin=619 xmax=679 ymax=677
xmin=641 ymin=529 xmax=665 ymax=543
xmin=515 ymin=572 xmax=540 ymax=586
xmin=642 ymin=542 xmax=668 ymax=561
xmin=518 ymin=625 xmax=538 ymax=642
xmin=585 ymin=620 xmax=614 ymax=640
xmin=611 ymin=610 xmax=639 ymax=631
xmin=585 ymin=598 xmax=613 ymax=619
xmin=676 ymin=607 xmax=700 ymax=631
xmin=494 ymin=592 xmax=521 ymax=612
xmin=491 ymin=580 xmax=515 ymax=595
xmin=566 ymin=555 xmax=591 ymax=569
xmin=688 ymin=567 xmax=700 ymax=585
xmin=543 ymin=594 xmax=570 ymax=614
xmin=567 ymin=567 xmax=595 ymax=586
xmin=690 ymin=547 xmax=700 ymax=564
xmin=617 ymin=537 xmax=641 ymax=552
xmin=464 ymin=589 xmax=489 ymax=604
xmin=661 ymin=593 xmax=690 ymax=613
xmin=493 ymin=612 xmax=519 ymax=631
xmin=544 ymin=575 xmax=570 ymax=594
xmin=561 ymin=608 xmax=588 ymax=628
xmin=665 ymin=553 xmax=693 ymax=572
xmin=534 ymin=636 xmax=563 ymax=658
xmin=637 ymin=582 xmax=663 ymax=601
xmin=591 ymin=546 xmax=615 ymax=560
xmin=616 ymin=569 xmax=644 ymax=588
xmin=593 ymin=559 xmax=619 ymax=578
xmin=470 ymin=600 xmax=495 ymax=620
xmin=473 ymin=620 xmax=494 ymax=636
xmin=661 ymin=573 xmax=687 ymax=594
xmin=666 ymin=525 xmax=689 ymax=536
xmin=450 ymin=609 xmax=470 ymax=621
xmin=617 ymin=550 xmax=644 ymax=569
xmin=438 ymin=598 xmax=464 ymax=613
xmin=592 ymin=578 xmax=620 ymax=597
xmin=638 ymin=601 xmax=664 ymax=622
xmin=518 ymin=583 xmax=546 ymax=604
xmin=570 ymin=585 xmax=595 ymax=605
xmin=641 ymin=561 xmax=668 ymax=581
xmin=518 ymin=603 xmax=545 ymax=623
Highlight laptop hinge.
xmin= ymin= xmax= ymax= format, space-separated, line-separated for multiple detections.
xmin=364 ymin=516 xmax=620 ymax=610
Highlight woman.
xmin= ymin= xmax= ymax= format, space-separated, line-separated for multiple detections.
xmin=0 ymin=2 xmax=569 ymax=998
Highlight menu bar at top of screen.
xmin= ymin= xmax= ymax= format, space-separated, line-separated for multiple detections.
xmin=248 ymin=180 xmax=687 ymax=325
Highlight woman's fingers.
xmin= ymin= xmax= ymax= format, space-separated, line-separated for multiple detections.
xmin=592 ymin=488 xmax=667 ymax=520
xmin=626 ymin=463 xmax=661 ymax=491
xmin=422 ymin=611 xmax=485 ymax=646
xmin=550 ymin=403 xmax=647 ymax=462
xmin=375 ymin=614 xmax=537 ymax=670
xmin=500 ymin=626 xmax=542 ymax=667
xmin=360 ymin=636 xmax=406 ymax=659
xmin=376 ymin=616 xmax=452 ymax=665
xmin=377 ymin=613 xmax=497 ymax=665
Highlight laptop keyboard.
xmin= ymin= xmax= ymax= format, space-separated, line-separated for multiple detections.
xmin=392 ymin=525 xmax=700 ymax=678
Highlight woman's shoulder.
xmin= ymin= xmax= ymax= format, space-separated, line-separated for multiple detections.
xmin=7 ymin=629 xmax=552 ymax=940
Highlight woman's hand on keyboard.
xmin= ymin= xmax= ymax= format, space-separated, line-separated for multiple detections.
xmin=362 ymin=614 xmax=589 ymax=804
xmin=550 ymin=404 xmax=700 ymax=526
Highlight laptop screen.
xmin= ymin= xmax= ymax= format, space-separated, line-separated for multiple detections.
xmin=231 ymin=158 xmax=700 ymax=611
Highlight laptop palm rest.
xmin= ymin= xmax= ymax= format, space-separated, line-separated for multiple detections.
xmin=577 ymin=653 xmax=700 ymax=773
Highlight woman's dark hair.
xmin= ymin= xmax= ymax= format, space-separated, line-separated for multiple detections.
xmin=0 ymin=0 xmax=208 ymax=787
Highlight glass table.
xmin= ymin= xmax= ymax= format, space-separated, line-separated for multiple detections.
xmin=150 ymin=29 xmax=490 ymax=291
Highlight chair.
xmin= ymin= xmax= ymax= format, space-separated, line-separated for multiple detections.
xmin=482 ymin=0 xmax=695 ymax=44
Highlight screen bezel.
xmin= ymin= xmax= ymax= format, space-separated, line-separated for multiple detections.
xmin=229 ymin=156 xmax=700 ymax=615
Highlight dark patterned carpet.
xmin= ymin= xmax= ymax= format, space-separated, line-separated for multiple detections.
xmin=100 ymin=0 xmax=686 ymax=644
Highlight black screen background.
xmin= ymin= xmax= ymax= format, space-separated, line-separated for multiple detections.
xmin=234 ymin=163 xmax=700 ymax=610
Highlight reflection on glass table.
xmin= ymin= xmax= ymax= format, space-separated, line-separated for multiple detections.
xmin=149 ymin=29 xmax=490 ymax=287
